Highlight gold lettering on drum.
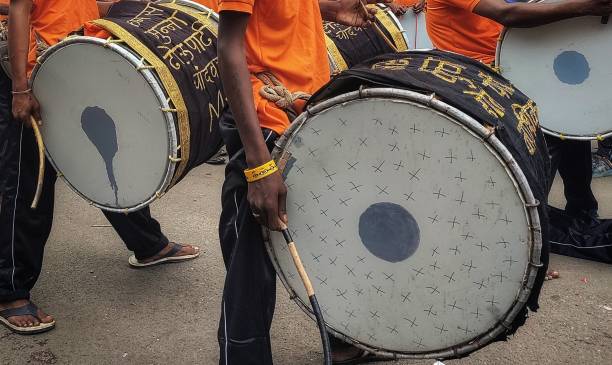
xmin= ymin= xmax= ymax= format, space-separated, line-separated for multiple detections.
xmin=157 ymin=21 xmax=213 ymax=70
xmin=371 ymin=57 xmax=412 ymax=71
xmin=512 ymin=100 xmax=540 ymax=155
xmin=127 ymin=3 xmax=165 ymax=27
xmin=477 ymin=71 xmax=515 ymax=98
xmin=194 ymin=57 xmax=219 ymax=90
xmin=323 ymin=22 xmax=363 ymax=40
xmin=419 ymin=57 xmax=476 ymax=89
xmin=464 ymin=88 xmax=505 ymax=119
xmin=144 ymin=10 xmax=189 ymax=45
xmin=208 ymin=90 xmax=226 ymax=131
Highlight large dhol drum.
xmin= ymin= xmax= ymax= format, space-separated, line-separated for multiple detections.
xmin=31 ymin=0 xmax=223 ymax=212
xmin=397 ymin=10 xmax=432 ymax=50
xmin=496 ymin=16 xmax=612 ymax=140
xmin=266 ymin=51 xmax=549 ymax=358
xmin=324 ymin=4 xmax=408 ymax=74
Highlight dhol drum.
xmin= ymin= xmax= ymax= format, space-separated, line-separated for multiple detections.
xmin=496 ymin=15 xmax=612 ymax=140
xmin=397 ymin=10 xmax=432 ymax=50
xmin=266 ymin=51 xmax=549 ymax=358
xmin=324 ymin=4 xmax=408 ymax=74
xmin=31 ymin=0 xmax=223 ymax=212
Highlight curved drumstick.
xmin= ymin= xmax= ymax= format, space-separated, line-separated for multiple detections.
xmin=281 ymin=226 xmax=332 ymax=365
xmin=29 ymin=116 xmax=45 ymax=209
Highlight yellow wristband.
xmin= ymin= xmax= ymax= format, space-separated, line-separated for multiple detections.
xmin=244 ymin=160 xmax=278 ymax=183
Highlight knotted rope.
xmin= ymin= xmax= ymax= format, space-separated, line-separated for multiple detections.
xmin=256 ymin=71 xmax=311 ymax=121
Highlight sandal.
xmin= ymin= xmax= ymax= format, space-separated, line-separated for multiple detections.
xmin=128 ymin=242 xmax=200 ymax=268
xmin=0 ymin=302 xmax=55 ymax=335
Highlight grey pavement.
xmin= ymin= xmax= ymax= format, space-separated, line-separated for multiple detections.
xmin=0 ymin=164 xmax=611 ymax=365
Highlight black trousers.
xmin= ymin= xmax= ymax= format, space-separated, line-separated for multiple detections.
xmin=0 ymin=71 xmax=168 ymax=303
xmin=545 ymin=135 xmax=598 ymax=216
xmin=217 ymin=110 xmax=278 ymax=365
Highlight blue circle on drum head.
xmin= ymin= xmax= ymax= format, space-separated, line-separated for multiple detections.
xmin=358 ymin=202 xmax=420 ymax=263
xmin=553 ymin=51 xmax=590 ymax=85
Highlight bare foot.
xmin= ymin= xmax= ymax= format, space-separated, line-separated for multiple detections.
xmin=0 ymin=299 xmax=54 ymax=328
xmin=137 ymin=242 xmax=200 ymax=264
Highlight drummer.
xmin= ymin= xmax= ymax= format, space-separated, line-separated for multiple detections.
xmin=425 ymin=0 xmax=611 ymax=217
xmin=216 ymin=0 xmax=396 ymax=363
xmin=0 ymin=0 xmax=200 ymax=335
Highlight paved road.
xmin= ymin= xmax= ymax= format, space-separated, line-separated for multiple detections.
xmin=1 ymin=165 xmax=610 ymax=365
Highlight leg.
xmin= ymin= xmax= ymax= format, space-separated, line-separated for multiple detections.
xmin=217 ymin=112 xmax=277 ymax=365
xmin=101 ymin=207 xmax=168 ymax=261
xmin=557 ymin=140 xmax=597 ymax=216
xmin=0 ymin=71 xmax=56 ymax=331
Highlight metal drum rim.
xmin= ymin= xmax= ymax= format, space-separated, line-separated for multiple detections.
xmin=495 ymin=18 xmax=612 ymax=141
xmin=263 ymin=87 xmax=543 ymax=359
xmin=31 ymin=36 xmax=179 ymax=213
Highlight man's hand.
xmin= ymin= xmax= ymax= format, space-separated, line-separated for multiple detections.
xmin=389 ymin=2 xmax=408 ymax=16
xmin=413 ymin=0 xmax=426 ymax=14
xmin=12 ymin=92 xmax=41 ymax=127
xmin=248 ymin=171 xmax=288 ymax=231
xmin=581 ymin=0 xmax=612 ymax=16
xmin=320 ymin=0 xmax=392 ymax=27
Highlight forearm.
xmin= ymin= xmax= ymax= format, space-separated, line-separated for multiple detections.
xmin=218 ymin=15 xmax=271 ymax=167
xmin=476 ymin=0 xmax=587 ymax=28
xmin=8 ymin=0 xmax=32 ymax=91
xmin=319 ymin=0 xmax=341 ymax=21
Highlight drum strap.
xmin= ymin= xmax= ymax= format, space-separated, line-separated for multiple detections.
xmin=256 ymin=71 xmax=311 ymax=122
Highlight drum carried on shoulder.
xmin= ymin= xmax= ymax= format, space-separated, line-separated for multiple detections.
xmin=266 ymin=51 xmax=548 ymax=359
xmin=31 ymin=0 xmax=223 ymax=212
xmin=496 ymin=15 xmax=612 ymax=140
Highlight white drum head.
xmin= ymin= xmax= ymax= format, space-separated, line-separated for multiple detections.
xmin=497 ymin=16 xmax=612 ymax=139
xmin=398 ymin=11 xmax=432 ymax=50
xmin=267 ymin=91 xmax=537 ymax=356
xmin=32 ymin=38 xmax=176 ymax=210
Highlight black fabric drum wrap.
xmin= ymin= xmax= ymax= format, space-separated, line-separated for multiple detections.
xmin=324 ymin=6 xmax=407 ymax=72
xmin=102 ymin=1 xmax=223 ymax=180
xmin=310 ymin=50 xmax=550 ymax=326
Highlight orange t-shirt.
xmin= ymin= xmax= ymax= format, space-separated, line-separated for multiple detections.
xmin=193 ymin=0 xmax=219 ymax=12
xmin=27 ymin=0 xmax=99 ymax=74
xmin=219 ymin=0 xmax=330 ymax=134
xmin=426 ymin=0 xmax=502 ymax=64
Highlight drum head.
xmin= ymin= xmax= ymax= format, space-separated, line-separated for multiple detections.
xmin=266 ymin=91 xmax=538 ymax=356
xmin=398 ymin=11 xmax=432 ymax=50
xmin=32 ymin=38 xmax=175 ymax=210
xmin=497 ymin=17 xmax=612 ymax=139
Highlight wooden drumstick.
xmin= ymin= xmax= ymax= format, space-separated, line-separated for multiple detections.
xmin=280 ymin=226 xmax=332 ymax=365
xmin=30 ymin=116 xmax=45 ymax=209
xmin=358 ymin=0 xmax=399 ymax=53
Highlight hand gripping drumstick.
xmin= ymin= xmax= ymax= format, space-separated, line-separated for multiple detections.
xmin=29 ymin=116 xmax=45 ymax=209
xmin=280 ymin=225 xmax=332 ymax=365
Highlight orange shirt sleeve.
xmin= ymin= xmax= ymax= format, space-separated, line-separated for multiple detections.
xmin=219 ymin=0 xmax=254 ymax=13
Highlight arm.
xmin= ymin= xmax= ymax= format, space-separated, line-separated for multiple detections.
xmin=474 ymin=0 xmax=612 ymax=28
xmin=97 ymin=1 xmax=115 ymax=18
xmin=319 ymin=0 xmax=392 ymax=26
xmin=9 ymin=0 xmax=40 ymax=125
xmin=218 ymin=10 xmax=287 ymax=231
